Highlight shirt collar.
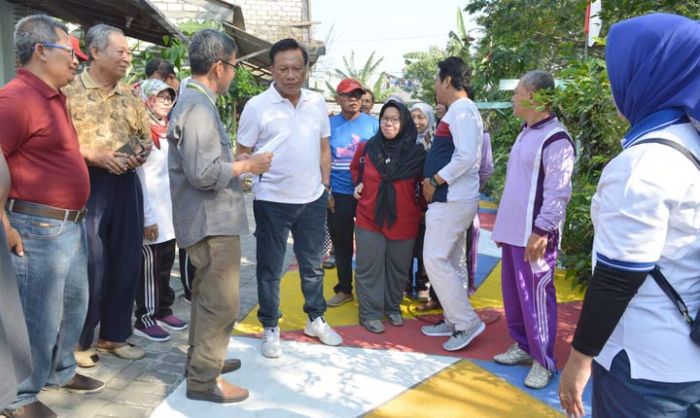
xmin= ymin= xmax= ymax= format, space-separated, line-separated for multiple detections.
xmin=621 ymin=108 xmax=688 ymax=149
xmin=268 ymin=82 xmax=309 ymax=104
xmin=79 ymin=69 xmax=127 ymax=96
xmin=187 ymin=79 xmax=217 ymax=103
xmin=16 ymin=68 xmax=61 ymax=100
xmin=525 ymin=113 xmax=556 ymax=129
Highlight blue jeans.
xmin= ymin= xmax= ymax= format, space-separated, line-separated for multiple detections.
xmin=593 ymin=351 xmax=700 ymax=418
xmin=7 ymin=212 xmax=88 ymax=409
xmin=254 ymin=192 xmax=328 ymax=328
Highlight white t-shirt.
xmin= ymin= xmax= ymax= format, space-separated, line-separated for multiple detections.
xmin=592 ymin=122 xmax=700 ymax=383
xmin=237 ymin=84 xmax=330 ymax=204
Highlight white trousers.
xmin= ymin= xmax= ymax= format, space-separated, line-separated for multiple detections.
xmin=423 ymin=200 xmax=480 ymax=331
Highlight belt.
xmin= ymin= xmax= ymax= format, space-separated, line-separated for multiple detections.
xmin=5 ymin=199 xmax=87 ymax=222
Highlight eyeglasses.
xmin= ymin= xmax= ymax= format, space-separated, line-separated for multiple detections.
xmin=220 ymin=60 xmax=237 ymax=71
xmin=340 ymin=91 xmax=364 ymax=100
xmin=156 ymin=94 xmax=174 ymax=104
xmin=380 ymin=117 xmax=401 ymax=125
xmin=40 ymin=43 xmax=75 ymax=59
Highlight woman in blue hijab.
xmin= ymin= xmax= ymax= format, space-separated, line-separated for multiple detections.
xmin=559 ymin=13 xmax=700 ymax=418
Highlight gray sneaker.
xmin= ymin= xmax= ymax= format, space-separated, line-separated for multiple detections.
xmin=387 ymin=314 xmax=404 ymax=327
xmin=442 ymin=320 xmax=486 ymax=352
xmin=361 ymin=319 xmax=385 ymax=334
xmin=421 ymin=319 xmax=454 ymax=337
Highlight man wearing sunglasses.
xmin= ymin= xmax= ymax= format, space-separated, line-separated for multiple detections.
xmin=0 ymin=15 xmax=103 ymax=418
xmin=326 ymin=79 xmax=378 ymax=308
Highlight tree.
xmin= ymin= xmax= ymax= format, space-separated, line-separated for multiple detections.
xmin=462 ymin=0 xmax=700 ymax=283
xmin=325 ymin=51 xmax=391 ymax=100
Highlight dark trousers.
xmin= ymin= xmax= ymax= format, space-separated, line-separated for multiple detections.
xmin=135 ymin=239 xmax=176 ymax=328
xmin=593 ymin=351 xmax=700 ymax=418
xmin=328 ymin=193 xmax=356 ymax=294
xmin=79 ymin=168 xmax=144 ymax=348
xmin=179 ymin=248 xmax=196 ymax=301
xmin=408 ymin=221 xmax=429 ymax=293
xmin=254 ymin=193 xmax=328 ymax=328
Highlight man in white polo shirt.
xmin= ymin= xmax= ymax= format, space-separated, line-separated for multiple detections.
xmin=237 ymin=38 xmax=342 ymax=359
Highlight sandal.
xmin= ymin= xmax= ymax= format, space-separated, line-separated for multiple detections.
xmin=416 ymin=300 xmax=442 ymax=312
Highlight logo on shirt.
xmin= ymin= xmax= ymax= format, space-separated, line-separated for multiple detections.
xmin=335 ymin=134 xmax=361 ymax=159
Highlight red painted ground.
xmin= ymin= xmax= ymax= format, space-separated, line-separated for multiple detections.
xmin=281 ymin=301 xmax=581 ymax=368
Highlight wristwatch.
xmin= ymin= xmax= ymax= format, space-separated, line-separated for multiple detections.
xmin=429 ymin=176 xmax=440 ymax=187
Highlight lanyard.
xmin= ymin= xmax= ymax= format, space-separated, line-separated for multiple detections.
xmin=186 ymin=82 xmax=217 ymax=107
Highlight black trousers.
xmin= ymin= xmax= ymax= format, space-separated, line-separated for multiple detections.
xmin=79 ymin=168 xmax=143 ymax=348
xmin=327 ymin=193 xmax=357 ymax=294
xmin=179 ymin=248 xmax=196 ymax=301
xmin=408 ymin=221 xmax=429 ymax=293
xmin=135 ymin=239 xmax=176 ymax=328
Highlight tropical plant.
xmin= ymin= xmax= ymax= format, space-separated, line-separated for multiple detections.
xmin=325 ymin=50 xmax=391 ymax=101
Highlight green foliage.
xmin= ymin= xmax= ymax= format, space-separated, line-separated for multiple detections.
xmin=460 ymin=0 xmax=697 ymax=284
xmin=128 ymin=21 xmax=265 ymax=139
xmin=402 ymin=47 xmax=445 ymax=103
xmin=328 ymin=50 xmax=391 ymax=101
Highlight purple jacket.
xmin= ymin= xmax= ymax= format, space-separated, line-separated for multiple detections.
xmin=491 ymin=115 xmax=575 ymax=247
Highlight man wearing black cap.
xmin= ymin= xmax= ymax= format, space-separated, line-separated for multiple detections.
xmin=327 ymin=78 xmax=378 ymax=307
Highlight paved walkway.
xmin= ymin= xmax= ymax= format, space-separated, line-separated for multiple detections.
xmin=32 ymin=194 xmax=294 ymax=418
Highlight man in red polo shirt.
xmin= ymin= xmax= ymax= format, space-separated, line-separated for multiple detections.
xmin=0 ymin=15 xmax=104 ymax=418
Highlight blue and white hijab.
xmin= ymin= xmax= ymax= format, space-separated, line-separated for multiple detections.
xmin=606 ymin=13 xmax=700 ymax=148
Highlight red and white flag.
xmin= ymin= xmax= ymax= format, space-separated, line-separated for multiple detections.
xmin=584 ymin=0 xmax=602 ymax=47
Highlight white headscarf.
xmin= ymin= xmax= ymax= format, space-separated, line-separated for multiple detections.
xmin=410 ymin=102 xmax=436 ymax=149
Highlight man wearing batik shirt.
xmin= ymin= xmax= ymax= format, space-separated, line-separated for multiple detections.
xmin=491 ymin=70 xmax=575 ymax=389
xmin=64 ymin=24 xmax=152 ymax=365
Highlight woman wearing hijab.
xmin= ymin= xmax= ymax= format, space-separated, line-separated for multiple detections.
xmin=559 ymin=13 xmax=700 ymax=418
xmin=133 ymin=79 xmax=188 ymax=342
xmin=410 ymin=102 xmax=436 ymax=150
xmin=407 ymin=103 xmax=436 ymax=302
xmin=351 ymin=101 xmax=426 ymax=333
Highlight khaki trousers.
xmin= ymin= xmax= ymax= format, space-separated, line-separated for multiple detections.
xmin=185 ymin=235 xmax=240 ymax=391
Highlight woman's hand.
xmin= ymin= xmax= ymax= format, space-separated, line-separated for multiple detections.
xmin=353 ymin=183 xmax=364 ymax=200
xmin=559 ymin=348 xmax=593 ymax=418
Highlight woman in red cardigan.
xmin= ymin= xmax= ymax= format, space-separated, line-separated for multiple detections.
xmin=351 ymin=100 xmax=426 ymax=333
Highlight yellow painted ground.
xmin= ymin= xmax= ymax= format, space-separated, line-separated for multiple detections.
xmin=480 ymin=200 xmax=498 ymax=210
xmin=471 ymin=262 xmax=586 ymax=309
xmin=366 ymin=360 xmax=564 ymax=418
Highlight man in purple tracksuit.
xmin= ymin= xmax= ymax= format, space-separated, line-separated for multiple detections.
xmin=491 ymin=70 xmax=575 ymax=389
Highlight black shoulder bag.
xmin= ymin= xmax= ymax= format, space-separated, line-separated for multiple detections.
xmin=632 ymin=138 xmax=700 ymax=345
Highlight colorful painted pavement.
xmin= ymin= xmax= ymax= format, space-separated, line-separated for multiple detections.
xmin=150 ymin=200 xmax=592 ymax=418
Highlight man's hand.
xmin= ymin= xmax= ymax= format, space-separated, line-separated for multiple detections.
xmin=236 ymin=153 xmax=252 ymax=162
xmin=327 ymin=192 xmax=335 ymax=213
xmin=245 ymin=152 xmax=273 ymax=175
xmin=86 ymin=150 xmax=129 ymax=175
xmin=353 ymin=183 xmax=364 ymax=200
xmin=126 ymin=154 xmax=146 ymax=170
xmin=6 ymin=225 xmax=24 ymax=256
xmin=559 ymin=348 xmax=592 ymax=418
xmin=421 ymin=178 xmax=436 ymax=202
xmin=524 ymin=232 xmax=548 ymax=262
xmin=144 ymin=224 xmax=158 ymax=242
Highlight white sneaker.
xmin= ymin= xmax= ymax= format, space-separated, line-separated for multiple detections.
xmin=421 ymin=319 xmax=455 ymax=337
xmin=261 ymin=327 xmax=282 ymax=358
xmin=494 ymin=343 xmax=533 ymax=365
xmin=442 ymin=320 xmax=485 ymax=351
xmin=524 ymin=361 xmax=553 ymax=389
xmin=304 ymin=317 xmax=342 ymax=346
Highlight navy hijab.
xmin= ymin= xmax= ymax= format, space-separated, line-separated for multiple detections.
xmin=606 ymin=13 xmax=700 ymax=145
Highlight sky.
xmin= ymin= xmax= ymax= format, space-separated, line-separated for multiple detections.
xmin=309 ymin=0 xmax=479 ymax=87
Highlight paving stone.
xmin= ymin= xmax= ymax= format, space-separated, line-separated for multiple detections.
xmin=95 ymin=403 xmax=150 ymax=418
